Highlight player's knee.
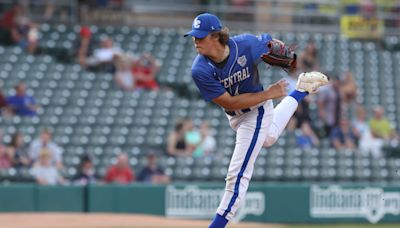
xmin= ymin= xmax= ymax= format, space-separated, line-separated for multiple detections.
xmin=263 ymin=135 xmax=278 ymax=147
xmin=225 ymin=175 xmax=237 ymax=191
xmin=225 ymin=174 xmax=251 ymax=192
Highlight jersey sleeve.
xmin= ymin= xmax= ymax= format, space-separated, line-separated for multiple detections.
xmin=5 ymin=96 xmax=15 ymax=106
xmin=244 ymin=33 xmax=273 ymax=65
xmin=192 ymin=66 xmax=226 ymax=102
xmin=29 ymin=96 xmax=37 ymax=105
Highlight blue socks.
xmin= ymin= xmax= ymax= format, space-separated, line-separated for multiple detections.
xmin=289 ymin=90 xmax=308 ymax=103
xmin=209 ymin=214 xmax=228 ymax=228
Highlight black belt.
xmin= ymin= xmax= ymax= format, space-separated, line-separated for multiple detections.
xmin=225 ymin=108 xmax=251 ymax=116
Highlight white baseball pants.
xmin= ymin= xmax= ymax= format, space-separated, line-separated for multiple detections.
xmin=217 ymin=96 xmax=298 ymax=220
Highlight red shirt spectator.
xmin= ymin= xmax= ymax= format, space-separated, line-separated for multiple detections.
xmin=104 ymin=153 xmax=135 ymax=184
xmin=0 ymin=90 xmax=7 ymax=109
xmin=76 ymin=25 xmax=94 ymax=67
xmin=0 ymin=4 xmax=24 ymax=30
xmin=132 ymin=66 xmax=159 ymax=90
xmin=132 ymin=53 xmax=160 ymax=91
xmin=0 ymin=144 xmax=12 ymax=170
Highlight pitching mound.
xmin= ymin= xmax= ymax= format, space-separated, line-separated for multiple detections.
xmin=0 ymin=213 xmax=286 ymax=228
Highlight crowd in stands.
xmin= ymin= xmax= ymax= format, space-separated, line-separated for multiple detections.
xmin=0 ymin=3 xmax=187 ymax=186
xmin=0 ymin=3 xmax=38 ymax=54
xmin=166 ymin=118 xmax=216 ymax=158
xmin=1 ymin=2 xmax=400 ymax=186
xmin=288 ymin=41 xmax=400 ymax=157
xmin=1 ymin=31 xmax=399 ymax=186
xmin=1 ymin=35 xmax=400 ymax=185
xmin=0 ymin=3 xmax=162 ymax=93
xmin=0 ymin=126 xmax=172 ymax=186
xmin=75 ymin=25 xmax=161 ymax=92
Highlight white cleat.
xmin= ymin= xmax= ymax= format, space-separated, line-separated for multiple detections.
xmin=296 ymin=71 xmax=329 ymax=94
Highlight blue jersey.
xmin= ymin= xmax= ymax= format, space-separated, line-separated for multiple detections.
xmin=6 ymin=95 xmax=37 ymax=116
xmin=191 ymin=33 xmax=273 ymax=102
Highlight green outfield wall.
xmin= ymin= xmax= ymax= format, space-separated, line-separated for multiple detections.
xmin=0 ymin=183 xmax=399 ymax=224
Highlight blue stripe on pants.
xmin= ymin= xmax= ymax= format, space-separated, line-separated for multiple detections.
xmin=222 ymin=106 xmax=264 ymax=217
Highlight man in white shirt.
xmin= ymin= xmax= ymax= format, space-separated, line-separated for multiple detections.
xmin=86 ymin=37 xmax=122 ymax=71
xmin=29 ymin=128 xmax=63 ymax=169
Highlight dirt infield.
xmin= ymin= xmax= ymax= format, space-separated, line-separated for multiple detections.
xmin=0 ymin=213 xmax=286 ymax=228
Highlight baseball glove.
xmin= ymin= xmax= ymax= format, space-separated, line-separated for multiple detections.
xmin=261 ymin=39 xmax=297 ymax=73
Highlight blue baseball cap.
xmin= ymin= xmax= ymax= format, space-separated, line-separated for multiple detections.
xmin=184 ymin=13 xmax=223 ymax=38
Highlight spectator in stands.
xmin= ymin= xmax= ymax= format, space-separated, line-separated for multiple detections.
xmin=329 ymin=118 xmax=358 ymax=150
xmin=86 ymin=36 xmax=122 ymax=72
xmin=352 ymin=104 xmax=383 ymax=157
xmin=76 ymin=25 xmax=95 ymax=67
xmin=292 ymin=98 xmax=312 ymax=129
xmin=113 ymin=53 xmax=136 ymax=91
xmin=184 ymin=118 xmax=201 ymax=154
xmin=0 ymin=4 xmax=25 ymax=45
xmin=30 ymin=150 xmax=64 ymax=185
xmin=340 ymin=71 xmax=358 ymax=113
xmin=0 ymin=89 xmax=10 ymax=116
xmin=104 ymin=153 xmax=135 ymax=184
xmin=284 ymin=72 xmax=315 ymax=137
xmin=131 ymin=52 xmax=161 ymax=91
xmin=296 ymin=121 xmax=320 ymax=149
xmin=28 ymin=128 xmax=63 ymax=169
xmin=0 ymin=129 xmax=13 ymax=170
xmin=137 ymin=152 xmax=170 ymax=184
xmin=8 ymin=132 xmax=32 ymax=168
xmin=369 ymin=106 xmax=398 ymax=140
xmin=192 ymin=121 xmax=216 ymax=157
xmin=0 ymin=143 xmax=12 ymax=170
xmin=0 ymin=4 xmax=22 ymax=30
xmin=167 ymin=118 xmax=193 ymax=156
xmin=73 ymin=155 xmax=98 ymax=185
xmin=11 ymin=15 xmax=38 ymax=54
xmin=298 ymin=41 xmax=319 ymax=72
xmin=6 ymin=82 xmax=38 ymax=116
xmin=317 ymin=74 xmax=341 ymax=137
xmin=352 ymin=104 xmax=371 ymax=141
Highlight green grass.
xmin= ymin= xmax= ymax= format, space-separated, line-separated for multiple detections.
xmin=288 ymin=224 xmax=400 ymax=228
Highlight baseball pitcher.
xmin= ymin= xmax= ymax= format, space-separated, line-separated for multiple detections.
xmin=184 ymin=13 xmax=328 ymax=228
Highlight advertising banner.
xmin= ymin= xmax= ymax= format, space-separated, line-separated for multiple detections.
xmin=340 ymin=15 xmax=384 ymax=39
